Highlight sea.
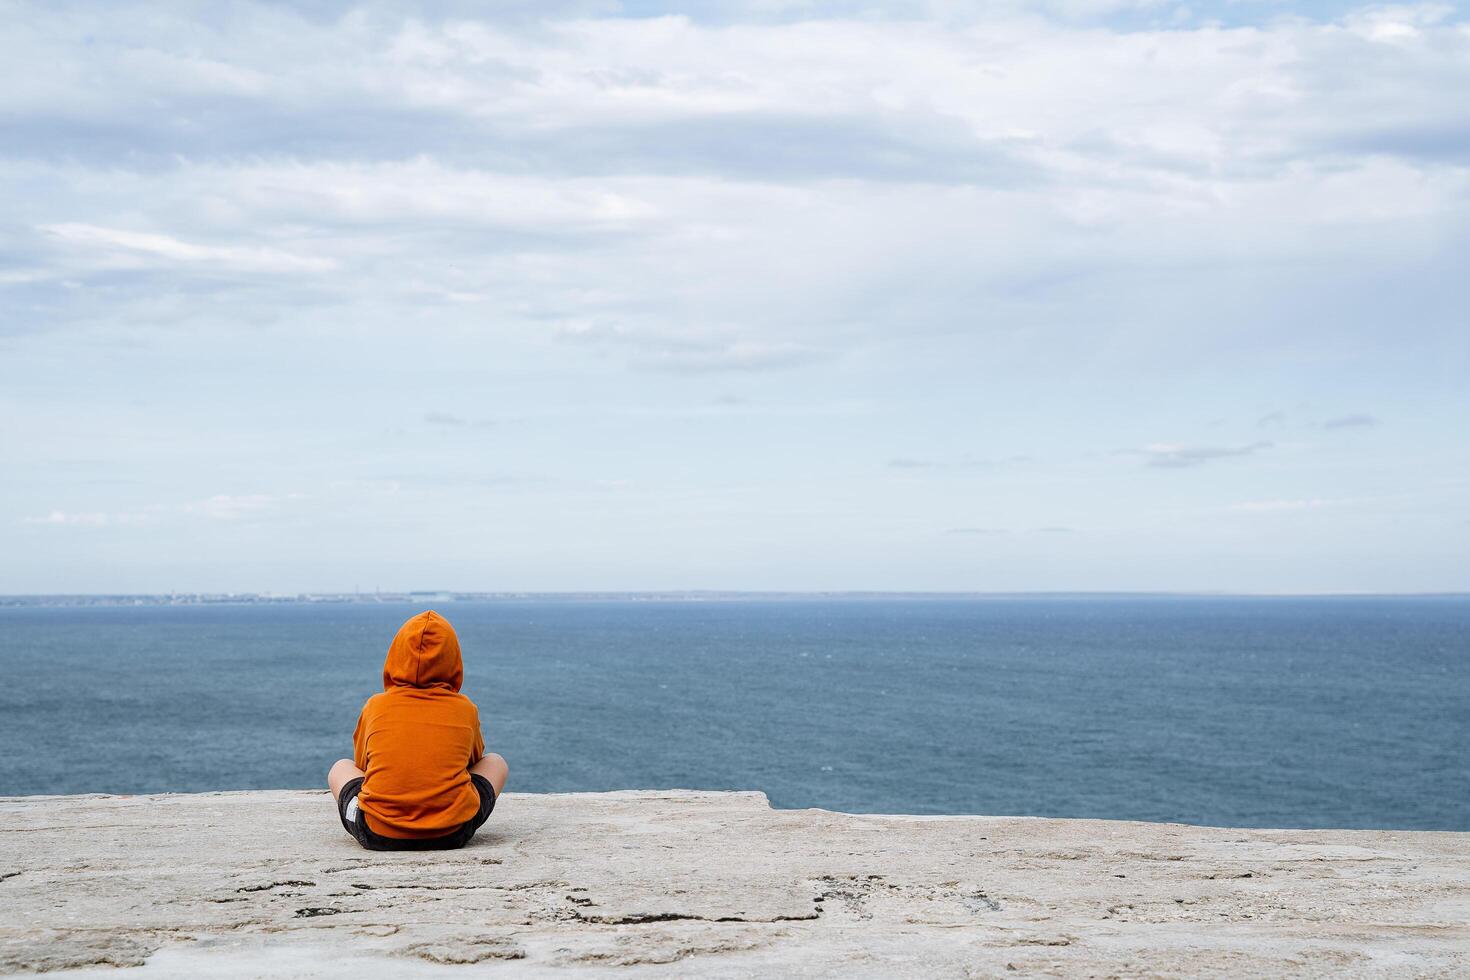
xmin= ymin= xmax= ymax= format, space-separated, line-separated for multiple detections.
xmin=1 ymin=596 xmax=1465 ymax=830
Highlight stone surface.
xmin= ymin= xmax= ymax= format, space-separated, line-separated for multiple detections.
xmin=1 ymin=790 xmax=1467 ymax=977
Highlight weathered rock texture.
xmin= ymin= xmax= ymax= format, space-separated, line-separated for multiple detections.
xmin=1 ymin=790 xmax=1466 ymax=977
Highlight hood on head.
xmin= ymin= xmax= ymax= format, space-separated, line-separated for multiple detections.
xmin=383 ymin=610 xmax=463 ymax=691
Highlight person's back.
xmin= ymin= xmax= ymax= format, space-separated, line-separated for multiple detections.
xmin=328 ymin=611 xmax=509 ymax=850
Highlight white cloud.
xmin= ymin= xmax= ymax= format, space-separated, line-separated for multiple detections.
xmin=1229 ymin=497 xmax=1358 ymax=512
xmin=41 ymin=223 xmax=336 ymax=274
xmin=553 ymin=316 xmax=832 ymax=372
xmin=184 ymin=494 xmax=306 ymax=521
xmin=425 ymin=411 xmax=496 ymax=428
xmin=890 ymin=454 xmax=1033 ymax=471
xmin=632 ymin=340 xmax=826 ymax=372
xmin=214 ymin=160 xmax=659 ymax=230
xmin=4 ymin=6 xmax=1467 ymax=366
xmin=22 ymin=509 xmax=152 ymax=527
xmin=1126 ymin=442 xmax=1273 ymax=468
xmin=1342 ymin=4 xmax=1454 ymax=43
xmin=24 ymin=510 xmax=110 ymax=527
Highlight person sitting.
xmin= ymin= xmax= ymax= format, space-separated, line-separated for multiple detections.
xmin=328 ymin=610 xmax=508 ymax=850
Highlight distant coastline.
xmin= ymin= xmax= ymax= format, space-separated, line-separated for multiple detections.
xmin=2 ymin=590 xmax=1465 ymax=608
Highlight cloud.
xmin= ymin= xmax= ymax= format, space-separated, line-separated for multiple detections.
xmin=22 ymin=508 xmax=155 ymax=527
xmin=24 ymin=510 xmax=111 ymax=527
xmin=552 ymin=317 xmax=832 ymax=373
xmin=946 ymin=525 xmax=1074 ymax=534
xmin=889 ymin=454 xmax=1033 ymax=470
xmin=1229 ymin=497 xmax=1357 ymax=513
xmin=425 ymin=411 xmax=495 ymax=429
xmin=25 ymin=493 xmax=315 ymax=530
xmin=631 ymin=341 xmax=826 ymax=373
xmin=184 ymin=493 xmax=305 ymax=521
xmin=1124 ymin=441 xmax=1273 ymax=469
xmin=566 ymin=321 xmax=827 ymax=371
xmin=1256 ymin=411 xmax=1285 ymax=427
xmin=41 ymin=223 xmax=336 ymax=274
xmin=1323 ymin=413 xmax=1379 ymax=430
xmin=5 ymin=4 xmax=1468 ymax=362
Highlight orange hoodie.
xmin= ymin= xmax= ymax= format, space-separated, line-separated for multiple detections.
xmin=352 ymin=611 xmax=485 ymax=839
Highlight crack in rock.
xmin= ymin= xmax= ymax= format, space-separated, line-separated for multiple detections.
xmin=573 ymin=910 xmax=821 ymax=925
xmin=320 ymin=864 xmax=383 ymax=874
xmin=0 ymin=824 xmax=141 ymax=833
xmin=350 ymin=882 xmax=503 ymax=891
xmin=238 ymin=880 xmax=316 ymax=893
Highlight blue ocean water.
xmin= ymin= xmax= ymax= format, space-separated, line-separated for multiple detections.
xmin=0 ymin=597 xmax=1465 ymax=830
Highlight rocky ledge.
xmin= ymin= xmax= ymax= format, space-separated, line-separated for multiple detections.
xmin=1 ymin=790 xmax=1466 ymax=978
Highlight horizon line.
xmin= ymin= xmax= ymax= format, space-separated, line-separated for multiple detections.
xmin=2 ymin=589 xmax=1467 ymax=602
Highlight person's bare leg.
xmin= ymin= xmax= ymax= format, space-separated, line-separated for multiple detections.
xmin=328 ymin=758 xmax=365 ymax=801
xmin=470 ymin=753 xmax=509 ymax=797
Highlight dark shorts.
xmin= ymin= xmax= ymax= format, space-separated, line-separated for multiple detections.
xmin=337 ymin=774 xmax=496 ymax=851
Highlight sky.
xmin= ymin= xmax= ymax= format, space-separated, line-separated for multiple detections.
xmin=2 ymin=0 xmax=1467 ymax=594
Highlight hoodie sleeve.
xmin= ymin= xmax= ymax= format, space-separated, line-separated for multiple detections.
xmin=469 ymin=706 xmax=485 ymax=766
xmin=352 ymin=703 xmax=369 ymax=771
